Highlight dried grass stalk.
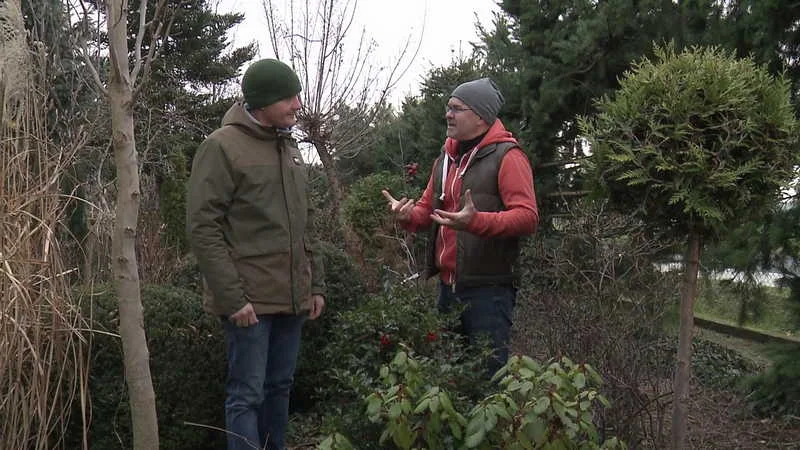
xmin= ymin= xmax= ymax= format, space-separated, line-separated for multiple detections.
xmin=0 ymin=1 xmax=89 ymax=448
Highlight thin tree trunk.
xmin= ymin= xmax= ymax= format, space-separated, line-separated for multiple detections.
xmin=670 ymin=230 xmax=701 ymax=450
xmin=107 ymin=0 xmax=159 ymax=448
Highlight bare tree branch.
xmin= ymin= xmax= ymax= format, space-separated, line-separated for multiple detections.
xmin=130 ymin=0 xmax=148 ymax=82
xmin=71 ymin=0 xmax=108 ymax=95
xmin=134 ymin=0 xmax=176 ymax=96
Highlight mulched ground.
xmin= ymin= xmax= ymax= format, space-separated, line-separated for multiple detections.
xmin=686 ymin=383 xmax=800 ymax=449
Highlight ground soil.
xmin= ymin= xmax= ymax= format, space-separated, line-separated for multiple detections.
xmin=685 ymin=328 xmax=800 ymax=449
xmin=686 ymin=383 xmax=800 ymax=449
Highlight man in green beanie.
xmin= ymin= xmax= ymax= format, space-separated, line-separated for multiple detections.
xmin=187 ymin=58 xmax=325 ymax=450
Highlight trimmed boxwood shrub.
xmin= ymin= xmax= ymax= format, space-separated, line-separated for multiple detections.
xmin=67 ymin=284 xmax=227 ymax=449
xmin=292 ymin=241 xmax=368 ymax=412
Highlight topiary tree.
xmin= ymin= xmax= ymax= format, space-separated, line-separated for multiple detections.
xmin=580 ymin=44 xmax=799 ymax=449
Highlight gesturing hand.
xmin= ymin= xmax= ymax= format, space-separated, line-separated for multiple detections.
xmin=431 ymin=189 xmax=477 ymax=230
xmin=381 ymin=189 xmax=415 ymax=222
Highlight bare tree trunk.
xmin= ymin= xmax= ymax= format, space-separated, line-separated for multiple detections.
xmin=671 ymin=230 xmax=701 ymax=450
xmin=107 ymin=0 xmax=159 ymax=448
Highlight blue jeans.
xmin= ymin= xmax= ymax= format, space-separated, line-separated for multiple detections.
xmin=222 ymin=313 xmax=306 ymax=450
xmin=438 ymin=282 xmax=515 ymax=377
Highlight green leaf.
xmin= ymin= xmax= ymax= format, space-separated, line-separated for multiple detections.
xmin=388 ymin=402 xmax=402 ymax=419
xmin=449 ymin=420 xmax=463 ymax=440
xmin=464 ymin=428 xmax=486 ymax=448
xmin=494 ymin=403 xmax=512 ymax=420
xmin=413 ymin=398 xmax=430 ymax=414
xmin=393 ymin=351 xmax=408 ymax=368
xmin=379 ymin=429 xmax=390 ymax=446
xmin=439 ymin=391 xmax=457 ymax=415
xmin=573 ymin=372 xmax=586 ymax=389
xmin=524 ymin=418 xmax=547 ymax=445
xmin=366 ymin=397 xmax=381 ymax=417
xmin=533 ymin=396 xmax=550 ymax=415
xmin=429 ymin=395 xmax=440 ymax=413
xmin=465 ymin=415 xmax=484 ymax=436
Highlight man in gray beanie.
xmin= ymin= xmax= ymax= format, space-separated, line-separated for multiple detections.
xmin=383 ymin=77 xmax=539 ymax=376
xmin=188 ymin=58 xmax=325 ymax=450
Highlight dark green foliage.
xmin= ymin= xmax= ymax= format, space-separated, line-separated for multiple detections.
xmin=691 ymin=339 xmax=759 ymax=390
xmin=346 ymin=352 xmax=625 ymax=449
xmin=475 ymin=0 xmax=800 ymax=221
xmin=292 ymin=242 xmax=368 ymax=411
xmin=158 ymin=150 xmax=189 ymax=251
xmin=299 ymin=279 xmax=491 ymax=448
xmin=138 ymin=0 xmax=255 ymax=250
xmin=67 ymin=285 xmax=226 ymax=450
xmin=342 ymin=172 xmax=419 ymax=247
xmin=583 ymin=45 xmax=799 ymax=238
xmin=745 ymin=344 xmax=800 ymax=417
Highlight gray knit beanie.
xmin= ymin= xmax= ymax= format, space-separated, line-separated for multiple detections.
xmin=450 ymin=78 xmax=504 ymax=124
xmin=241 ymin=59 xmax=302 ymax=109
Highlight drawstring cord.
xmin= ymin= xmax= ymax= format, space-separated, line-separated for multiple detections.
xmin=439 ymin=147 xmax=479 ymax=201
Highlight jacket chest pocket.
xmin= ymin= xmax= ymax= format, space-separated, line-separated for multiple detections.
xmin=236 ymin=164 xmax=284 ymax=206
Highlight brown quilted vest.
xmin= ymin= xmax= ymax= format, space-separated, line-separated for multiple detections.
xmin=424 ymin=142 xmax=521 ymax=290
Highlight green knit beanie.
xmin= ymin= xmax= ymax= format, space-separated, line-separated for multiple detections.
xmin=241 ymin=59 xmax=302 ymax=109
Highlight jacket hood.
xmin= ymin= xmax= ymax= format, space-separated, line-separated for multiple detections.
xmin=444 ymin=119 xmax=518 ymax=159
xmin=221 ymin=101 xmax=283 ymax=141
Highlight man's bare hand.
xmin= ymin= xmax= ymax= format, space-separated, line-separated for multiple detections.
xmin=229 ymin=302 xmax=258 ymax=327
xmin=381 ymin=189 xmax=415 ymax=222
xmin=431 ymin=189 xmax=477 ymax=230
xmin=309 ymin=294 xmax=325 ymax=320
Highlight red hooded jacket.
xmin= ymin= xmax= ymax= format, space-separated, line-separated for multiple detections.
xmin=402 ymin=120 xmax=539 ymax=285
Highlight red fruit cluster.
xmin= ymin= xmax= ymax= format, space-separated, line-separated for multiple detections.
xmin=380 ymin=334 xmax=391 ymax=347
xmin=405 ymin=162 xmax=419 ymax=177
xmin=425 ymin=331 xmax=438 ymax=342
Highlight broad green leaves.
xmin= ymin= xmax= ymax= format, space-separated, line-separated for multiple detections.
xmin=340 ymin=351 xmax=626 ymax=449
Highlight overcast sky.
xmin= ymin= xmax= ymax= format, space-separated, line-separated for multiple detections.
xmin=218 ymin=0 xmax=501 ymax=102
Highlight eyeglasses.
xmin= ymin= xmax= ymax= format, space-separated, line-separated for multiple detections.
xmin=445 ymin=105 xmax=472 ymax=114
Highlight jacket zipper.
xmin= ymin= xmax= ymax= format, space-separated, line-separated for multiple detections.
xmin=279 ymin=138 xmax=298 ymax=314
xmin=440 ymin=150 xmax=473 ymax=292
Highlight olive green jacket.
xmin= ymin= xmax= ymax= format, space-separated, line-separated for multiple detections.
xmin=187 ymin=101 xmax=325 ymax=316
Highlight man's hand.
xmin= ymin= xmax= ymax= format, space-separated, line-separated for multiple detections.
xmin=309 ymin=294 xmax=325 ymax=320
xmin=431 ymin=189 xmax=477 ymax=230
xmin=381 ymin=189 xmax=415 ymax=222
xmin=229 ymin=302 xmax=258 ymax=327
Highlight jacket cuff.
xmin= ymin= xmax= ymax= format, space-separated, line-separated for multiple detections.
xmin=218 ymin=296 xmax=248 ymax=317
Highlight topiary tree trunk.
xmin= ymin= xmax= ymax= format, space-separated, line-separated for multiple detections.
xmin=672 ymin=229 xmax=700 ymax=447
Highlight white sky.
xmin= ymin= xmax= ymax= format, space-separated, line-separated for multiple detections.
xmin=218 ymin=0 xmax=501 ymax=102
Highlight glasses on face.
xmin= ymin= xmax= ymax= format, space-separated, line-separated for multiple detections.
xmin=445 ymin=104 xmax=472 ymax=114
